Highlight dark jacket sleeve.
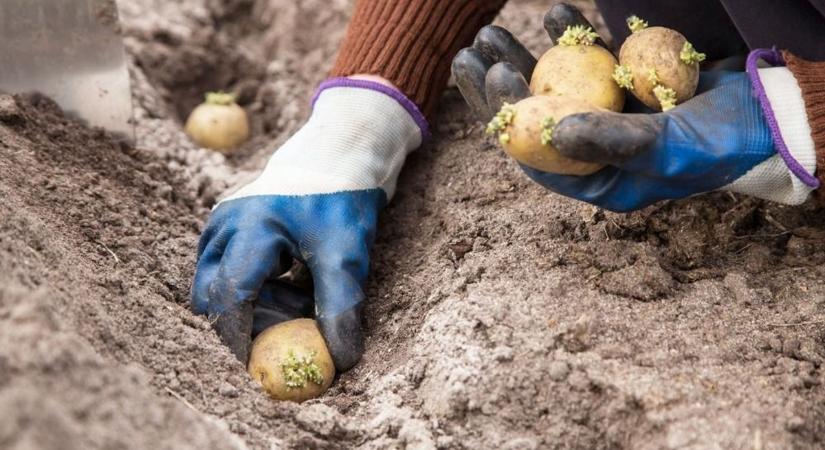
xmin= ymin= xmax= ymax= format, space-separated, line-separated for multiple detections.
xmin=594 ymin=0 xmax=825 ymax=61
xmin=718 ymin=0 xmax=825 ymax=60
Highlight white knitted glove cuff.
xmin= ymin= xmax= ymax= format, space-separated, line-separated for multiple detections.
xmin=225 ymin=84 xmax=424 ymax=203
xmin=724 ymin=67 xmax=816 ymax=204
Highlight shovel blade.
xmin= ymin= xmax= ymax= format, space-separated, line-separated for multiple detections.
xmin=0 ymin=0 xmax=134 ymax=140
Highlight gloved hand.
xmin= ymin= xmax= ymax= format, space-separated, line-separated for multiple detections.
xmin=452 ymin=3 xmax=819 ymax=212
xmin=191 ymin=78 xmax=427 ymax=369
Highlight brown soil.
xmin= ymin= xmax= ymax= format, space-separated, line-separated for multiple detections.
xmin=2 ymin=1 xmax=824 ymax=449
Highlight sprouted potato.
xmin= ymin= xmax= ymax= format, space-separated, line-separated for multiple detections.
xmin=247 ymin=319 xmax=335 ymax=403
xmin=531 ymin=25 xmax=625 ymax=112
xmin=614 ymin=16 xmax=705 ymax=111
xmin=185 ymin=92 xmax=250 ymax=152
xmin=487 ymin=96 xmax=604 ymax=175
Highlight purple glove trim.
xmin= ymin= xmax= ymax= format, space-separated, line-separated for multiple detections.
xmin=746 ymin=48 xmax=820 ymax=188
xmin=312 ymin=77 xmax=431 ymax=142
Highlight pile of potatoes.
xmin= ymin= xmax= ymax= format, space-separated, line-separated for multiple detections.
xmin=487 ymin=17 xmax=704 ymax=175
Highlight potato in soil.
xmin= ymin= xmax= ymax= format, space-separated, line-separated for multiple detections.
xmin=248 ymin=319 xmax=335 ymax=403
xmin=489 ymin=96 xmax=604 ymax=175
xmin=531 ymin=44 xmax=624 ymax=112
xmin=184 ymin=92 xmax=250 ymax=152
xmin=617 ymin=26 xmax=700 ymax=111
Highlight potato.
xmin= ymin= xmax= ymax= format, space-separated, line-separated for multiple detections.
xmin=487 ymin=96 xmax=604 ymax=175
xmin=616 ymin=22 xmax=704 ymax=111
xmin=248 ymin=319 xmax=335 ymax=403
xmin=185 ymin=92 xmax=250 ymax=152
xmin=531 ymin=33 xmax=624 ymax=112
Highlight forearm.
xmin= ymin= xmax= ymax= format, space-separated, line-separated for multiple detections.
xmin=784 ymin=52 xmax=825 ymax=192
xmin=330 ymin=0 xmax=507 ymax=118
xmin=741 ymin=50 xmax=825 ymax=204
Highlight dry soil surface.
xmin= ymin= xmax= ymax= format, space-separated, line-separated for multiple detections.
xmin=2 ymin=1 xmax=825 ymax=449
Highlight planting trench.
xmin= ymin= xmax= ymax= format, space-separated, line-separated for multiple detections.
xmin=2 ymin=0 xmax=825 ymax=449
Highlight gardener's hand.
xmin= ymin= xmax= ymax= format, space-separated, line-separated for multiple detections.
xmin=452 ymin=4 xmax=818 ymax=212
xmin=191 ymin=78 xmax=426 ymax=369
xmin=452 ymin=3 xmax=599 ymax=120
xmin=524 ymin=67 xmax=819 ymax=211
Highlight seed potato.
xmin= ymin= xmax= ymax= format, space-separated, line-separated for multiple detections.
xmin=248 ymin=319 xmax=335 ymax=403
xmin=531 ymin=44 xmax=624 ymax=112
xmin=617 ymin=25 xmax=702 ymax=111
xmin=185 ymin=92 xmax=250 ymax=152
xmin=488 ymin=96 xmax=604 ymax=175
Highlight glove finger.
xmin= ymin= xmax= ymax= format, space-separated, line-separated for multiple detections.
xmin=209 ymin=229 xmax=293 ymax=362
xmin=214 ymin=303 xmax=254 ymax=364
xmin=317 ymin=301 xmax=363 ymax=373
xmin=311 ymin=264 xmax=366 ymax=371
xmin=485 ymin=62 xmax=531 ymax=114
xmin=473 ymin=25 xmax=537 ymax=81
xmin=193 ymin=239 xmax=292 ymax=316
xmin=543 ymin=3 xmax=608 ymax=49
xmin=553 ymin=111 xmax=662 ymax=167
xmin=191 ymin=225 xmax=231 ymax=315
xmin=307 ymin=249 xmax=370 ymax=372
xmin=452 ymin=47 xmax=495 ymax=120
xmin=192 ymin=203 xmax=295 ymax=316
xmin=252 ymin=280 xmax=314 ymax=337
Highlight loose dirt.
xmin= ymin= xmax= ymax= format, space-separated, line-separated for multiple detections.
xmin=1 ymin=1 xmax=824 ymax=449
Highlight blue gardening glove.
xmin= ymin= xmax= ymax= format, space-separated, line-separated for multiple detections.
xmin=452 ymin=4 xmax=819 ymax=212
xmin=192 ymin=79 xmax=427 ymax=369
xmin=527 ymin=66 xmax=818 ymax=212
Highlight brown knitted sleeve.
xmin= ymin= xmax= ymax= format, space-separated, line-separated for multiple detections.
xmin=783 ymin=51 xmax=825 ymax=190
xmin=330 ymin=0 xmax=508 ymax=119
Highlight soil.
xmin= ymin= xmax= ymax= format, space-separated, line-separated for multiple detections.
xmin=2 ymin=1 xmax=825 ymax=449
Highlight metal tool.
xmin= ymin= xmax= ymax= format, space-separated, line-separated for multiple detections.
xmin=0 ymin=0 xmax=134 ymax=139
